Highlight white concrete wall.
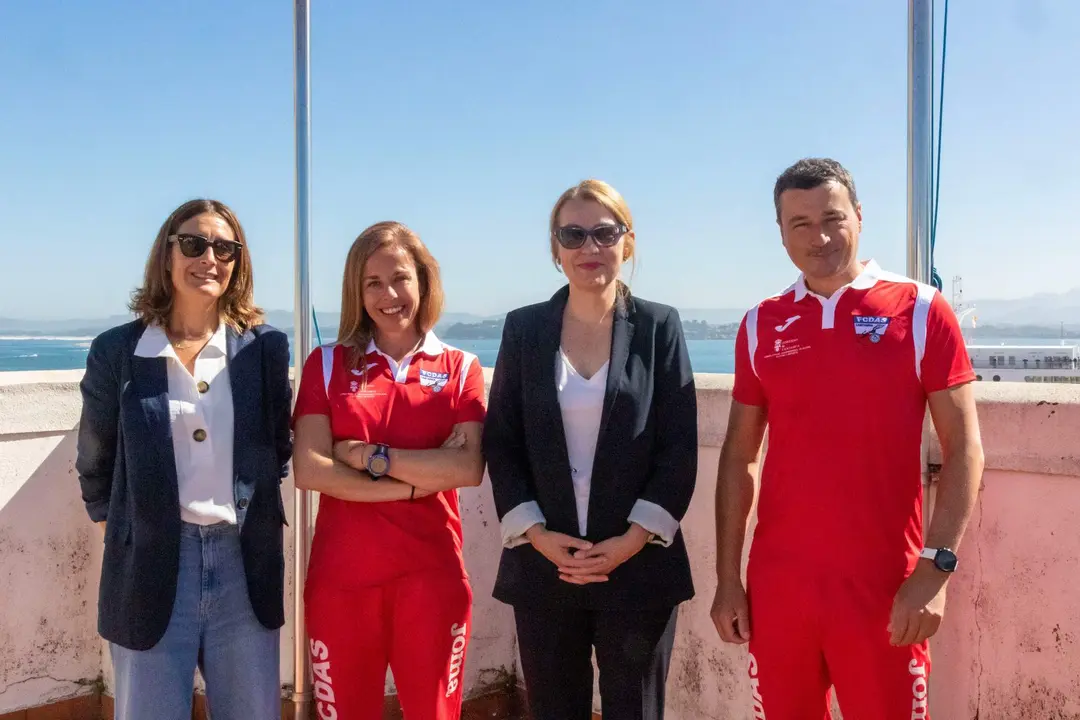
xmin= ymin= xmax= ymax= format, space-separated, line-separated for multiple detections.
xmin=0 ymin=372 xmax=103 ymax=712
xmin=1 ymin=370 xmax=1079 ymax=717
xmin=660 ymin=377 xmax=1080 ymax=720
xmin=0 ymin=371 xmax=517 ymax=714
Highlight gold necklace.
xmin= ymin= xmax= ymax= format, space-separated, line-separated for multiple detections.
xmin=166 ymin=329 xmax=213 ymax=350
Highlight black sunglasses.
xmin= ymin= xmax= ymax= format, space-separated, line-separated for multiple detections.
xmin=553 ymin=223 xmax=628 ymax=250
xmin=168 ymin=233 xmax=243 ymax=262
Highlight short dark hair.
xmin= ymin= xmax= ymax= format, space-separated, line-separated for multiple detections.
xmin=773 ymin=158 xmax=858 ymax=220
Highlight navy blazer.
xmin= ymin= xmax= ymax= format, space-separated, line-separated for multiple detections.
xmin=76 ymin=319 xmax=293 ymax=651
xmin=483 ymin=287 xmax=698 ymax=610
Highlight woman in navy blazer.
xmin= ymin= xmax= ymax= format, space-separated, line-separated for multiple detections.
xmin=483 ymin=180 xmax=698 ymax=720
xmin=76 ymin=199 xmax=291 ymax=720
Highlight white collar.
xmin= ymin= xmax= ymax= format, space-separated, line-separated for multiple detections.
xmin=134 ymin=322 xmax=228 ymax=360
xmin=793 ymin=259 xmax=883 ymax=302
xmin=365 ymin=330 xmax=444 ymax=359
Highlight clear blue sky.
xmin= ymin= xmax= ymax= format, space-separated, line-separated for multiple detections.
xmin=2 ymin=0 xmax=1077 ymax=320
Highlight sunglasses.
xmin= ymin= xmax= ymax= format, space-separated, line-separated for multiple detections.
xmin=553 ymin=223 xmax=628 ymax=250
xmin=168 ymin=233 xmax=243 ymax=263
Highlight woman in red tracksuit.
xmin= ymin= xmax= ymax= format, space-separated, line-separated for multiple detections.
xmin=292 ymin=221 xmax=487 ymax=720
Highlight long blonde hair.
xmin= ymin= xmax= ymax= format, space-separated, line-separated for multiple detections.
xmin=549 ymin=179 xmax=637 ymax=286
xmin=129 ymin=198 xmax=263 ymax=330
xmin=337 ymin=221 xmax=444 ymax=367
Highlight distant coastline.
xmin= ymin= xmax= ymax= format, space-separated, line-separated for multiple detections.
xmin=435 ymin=319 xmax=1079 ymax=342
xmin=2 ymin=312 xmax=1078 ymax=342
xmin=0 ymin=335 xmax=95 ymax=341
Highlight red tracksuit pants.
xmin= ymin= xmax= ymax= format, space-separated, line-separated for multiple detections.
xmin=305 ymin=571 xmax=473 ymax=720
xmin=746 ymin=563 xmax=932 ymax=720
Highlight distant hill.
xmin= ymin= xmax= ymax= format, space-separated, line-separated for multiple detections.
xmin=963 ymin=287 xmax=1080 ymax=331
xmin=0 ymin=314 xmax=134 ymax=337
xmin=677 ymin=308 xmax=747 ymax=325
xmin=5 ymin=285 xmax=1080 ymax=337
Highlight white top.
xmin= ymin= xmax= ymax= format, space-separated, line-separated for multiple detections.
xmin=134 ymin=324 xmax=236 ymax=525
xmin=556 ymin=348 xmax=608 ymax=537
xmin=498 ymin=348 xmax=682 ymax=549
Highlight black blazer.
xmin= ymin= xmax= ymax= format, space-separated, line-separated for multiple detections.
xmin=483 ymin=287 xmax=697 ymax=610
xmin=76 ymin=320 xmax=293 ymax=650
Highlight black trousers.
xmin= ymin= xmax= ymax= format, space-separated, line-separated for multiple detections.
xmin=514 ymin=604 xmax=678 ymax=720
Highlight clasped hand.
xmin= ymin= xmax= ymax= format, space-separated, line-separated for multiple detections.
xmin=527 ymin=523 xmax=651 ymax=585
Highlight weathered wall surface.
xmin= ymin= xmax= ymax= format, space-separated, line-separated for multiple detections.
xmin=1 ymin=371 xmax=1078 ymax=717
xmin=0 ymin=373 xmax=102 ymax=713
xmin=0 ymin=371 xmax=517 ymax=713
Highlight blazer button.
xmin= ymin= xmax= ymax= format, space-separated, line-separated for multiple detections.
xmin=237 ymin=497 xmax=249 ymax=510
xmin=197 ymin=380 xmax=210 ymax=394
xmin=192 ymin=428 xmax=207 ymax=442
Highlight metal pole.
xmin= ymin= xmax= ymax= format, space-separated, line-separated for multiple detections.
xmin=907 ymin=0 xmax=934 ymax=284
xmin=291 ymin=0 xmax=313 ymax=718
xmin=908 ymin=0 xmax=938 ymax=533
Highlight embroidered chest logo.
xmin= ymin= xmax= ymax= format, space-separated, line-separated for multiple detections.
xmin=349 ymin=363 xmax=381 ymax=394
xmin=765 ymin=336 xmax=810 ymax=360
xmin=419 ymin=369 xmax=450 ymax=393
xmin=853 ymin=315 xmax=891 ymax=344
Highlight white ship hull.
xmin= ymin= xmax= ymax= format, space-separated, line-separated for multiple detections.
xmin=966 ymin=343 xmax=1080 ymax=384
xmin=973 ymin=367 xmax=1080 ymax=384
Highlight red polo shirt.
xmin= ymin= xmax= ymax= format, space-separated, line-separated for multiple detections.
xmin=733 ymin=261 xmax=974 ymax=587
xmin=293 ymin=332 xmax=486 ymax=588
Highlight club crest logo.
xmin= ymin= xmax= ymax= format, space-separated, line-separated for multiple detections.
xmin=419 ymin=369 xmax=450 ymax=393
xmin=854 ymin=315 xmax=891 ymax=344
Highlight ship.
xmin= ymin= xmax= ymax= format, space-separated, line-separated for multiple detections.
xmin=952 ymin=275 xmax=1080 ymax=384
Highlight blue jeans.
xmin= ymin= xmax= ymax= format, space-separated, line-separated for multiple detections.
xmin=110 ymin=522 xmax=280 ymax=720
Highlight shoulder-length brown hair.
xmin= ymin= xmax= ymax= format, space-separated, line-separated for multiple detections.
xmin=129 ymin=198 xmax=263 ymax=330
xmin=337 ymin=221 xmax=444 ymax=362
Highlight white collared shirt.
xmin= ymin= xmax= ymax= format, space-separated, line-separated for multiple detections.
xmin=791 ymin=259 xmax=884 ymax=329
xmin=134 ymin=324 xmax=236 ymax=525
xmin=365 ymin=331 xmax=446 ymax=382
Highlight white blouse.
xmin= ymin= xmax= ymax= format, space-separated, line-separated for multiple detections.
xmin=555 ymin=348 xmax=608 ymax=537
xmin=134 ymin=324 xmax=236 ymax=525
xmin=499 ymin=348 xmax=680 ymax=548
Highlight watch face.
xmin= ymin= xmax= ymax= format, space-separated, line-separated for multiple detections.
xmin=935 ymin=549 xmax=958 ymax=573
xmin=369 ymin=455 xmax=390 ymax=479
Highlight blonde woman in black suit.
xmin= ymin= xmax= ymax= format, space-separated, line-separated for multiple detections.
xmin=484 ymin=179 xmax=698 ymax=720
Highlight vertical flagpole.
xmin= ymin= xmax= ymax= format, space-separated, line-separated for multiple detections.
xmin=908 ymin=0 xmax=937 ymax=530
xmin=907 ymin=0 xmax=933 ymax=284
xmin=291 ymin=0 xmax=313 ymax=717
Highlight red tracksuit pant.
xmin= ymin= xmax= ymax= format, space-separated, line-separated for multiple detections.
xmin=746 ymin=563 xmax=932 ymax=720
xmin=305 ymin=571 xmax=473 ymax=720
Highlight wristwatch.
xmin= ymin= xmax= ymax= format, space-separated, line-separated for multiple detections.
xmin=366 ymin=443 xmax=391 ymax=479
xmin=919 ymin=547 xmax=958 ymax=573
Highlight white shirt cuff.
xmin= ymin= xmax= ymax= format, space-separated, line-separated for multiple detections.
xmin=501 ymin=501 xmax=546 ymax=548
xmin=628 ymin=499 xmax=679 ymax=547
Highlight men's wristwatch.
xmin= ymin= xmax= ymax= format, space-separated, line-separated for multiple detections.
xmin=366 ymin=443 xmax=391 ymax=479
xmin=920 ymin=547 xmax=958 ymax=573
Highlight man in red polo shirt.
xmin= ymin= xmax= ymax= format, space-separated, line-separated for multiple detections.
xmin=711 ymin=158 xmax=984 ymax=719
